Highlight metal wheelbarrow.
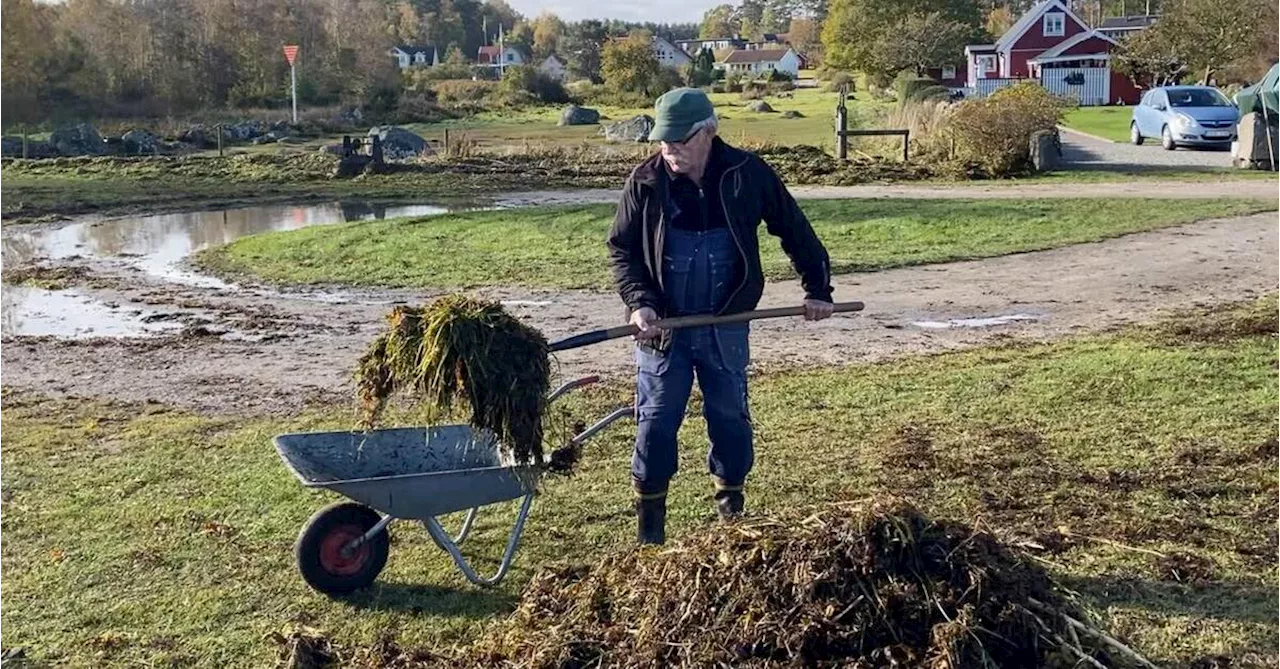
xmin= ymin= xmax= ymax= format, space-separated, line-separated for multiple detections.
xmin=275 ymin=301 xmax=864 ymax=595
xmin=275 ymin=375 xmax=631 ymax=595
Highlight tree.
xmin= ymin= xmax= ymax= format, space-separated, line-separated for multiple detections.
xmin=787 ymin=16 xmax=822 ymax=54
xmin=699 ymin=4 xmax=737 ymax=38
xmin=822 ymin=0 xmax=983 ymax=82
xmin=531 ymin=11 xmax=564 ymax=59
xmin=984 ymin=5 xmax=1014 ymax=36
xmin=1115 ymin=0 xmax=1274 ymax=85
xmin=562 ymin=19 xmax=608 ymax=82
xmin=602 ymin=32 xmax=665 ymax=96
xmin=879 ymin=12 xmax=970 ymax=76
xmin=734 ymin=0 xmax=766 ymax=38
xmin=686 ymin=47 xmax=717 ymax=85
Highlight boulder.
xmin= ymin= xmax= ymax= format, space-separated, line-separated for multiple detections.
xmin=367 ymin=125 xmax=432 ymax=160
xmin=318 ymin=143 xmax=346 ymax=155
xmin=180 ymin=125 xmax=213 ymax=148
xmin=1029 ymin=129 xmax=1062 ymax=172
xmin=121 ymin=128 xmax=162 ymax=154
xmin=49 ymin=123 xmax=104 ymax=155
xmin=780 ymin=110 xmax=805 ymax=119
xmin=601 ymin=115 xmax=654 ymax=143
xmin=223 ymin=120 xmax=267 ymax=141
xmin=0 ymin=136 xmax=53 ymax=158
xmin=557 ymin=105 xmax=600 ymax=126
xmin=251 ymin=134 xmax=278 ymax=145
xmin=277 ymin=135 xmax=307 ymax=145
xmin=746 ymin=100 xmax=774 ymax=113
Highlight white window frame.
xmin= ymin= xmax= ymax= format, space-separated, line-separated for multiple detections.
xmin=1043 ymin=12 xmax=1065 ymax=37
xmin=941 ymin=65 xmax=957 ymax=79
xmin=977 ymin=55 xmax=996 ymax=74
xmin=415 ymin=52 xmax=426 ymax=64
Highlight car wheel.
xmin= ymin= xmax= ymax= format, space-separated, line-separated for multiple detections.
xmin=1130 ymin=122 xmax=1144 ymax=145
xmin=1161 ymin=125 xmax=1177 ymax=151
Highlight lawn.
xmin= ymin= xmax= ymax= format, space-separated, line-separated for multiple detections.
xmin=1 ymin=299 xmax=1275 ymax=666
xmin=1063 ymin=106 xmax=1137 ymax=143
xmin=195 ymin=197 xmax=1274 ymax=290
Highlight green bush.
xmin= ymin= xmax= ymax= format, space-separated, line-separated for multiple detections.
xmin=432 ymin=80 xmax=496 ymax=104
xmin=943 ymin=82 xmax=1066 ymax=176
xmin=824 ymin=71 xmax=854 ymax=93
xmin=896 ymin=75 xmax=940 ymax=103
xmin=767 ymin=69 xmax=794 ymax=82
xmin=499 ymin=65 xmax=571 ymax=104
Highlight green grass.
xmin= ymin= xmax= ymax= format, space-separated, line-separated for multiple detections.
xmin=1063 ymin=106 xmax=1138 ymax=142
xmin=396 ymin=88 xmax=885 ymax=151
xmin=196 ymin=197 xmax=1274 ymax=290
xmin=1 ymin=300 xmax=1275 ymax=666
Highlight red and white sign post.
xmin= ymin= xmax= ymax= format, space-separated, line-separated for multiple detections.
xmin=283 ymin=45 xmax=300 ymax=123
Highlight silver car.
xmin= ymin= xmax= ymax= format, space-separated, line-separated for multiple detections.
xmin=1130 ymin=86 xmax=1238 ymax=150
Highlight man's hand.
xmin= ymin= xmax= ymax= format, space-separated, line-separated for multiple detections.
xmin=804 ymin=299 xmax=834 ymax=321
xmin=630 ymin=307 xmax=661 ymax=340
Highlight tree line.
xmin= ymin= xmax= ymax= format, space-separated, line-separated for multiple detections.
xmin=0 ymin=0 xmax=695 ymax=124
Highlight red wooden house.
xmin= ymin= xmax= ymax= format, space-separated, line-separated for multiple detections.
xmin=962 ymin=0 xmax=1141 ymax=105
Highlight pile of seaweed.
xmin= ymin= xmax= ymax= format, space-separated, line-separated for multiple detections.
xmin=354 ymin=295 xmax=551 ymax=464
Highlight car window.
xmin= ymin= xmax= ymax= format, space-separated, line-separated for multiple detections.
xmin=1168 ymin=88 xmax=1232 ymax=107
xmin=1140 ymin=91 xmax=1154 ymax=106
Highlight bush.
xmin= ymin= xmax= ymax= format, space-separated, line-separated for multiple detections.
xmin=767 ymin=69 xmax=794 ymax=82
xmin=404 ymin=62 xmax=477 ymax=86
xmin=499 ymin=65 xmax=571 ymax=104
xmin=393 ymin=93 xmax=455 ymax=123
xmin=896 ymin=75 xmax=941 ymax=103
xmin=943 ymin=82 xmax=1066 ymax=176
xmin=824 ymin=71 xmax=854 ymax=93
xmin=432 ymin=80 xmax=496 ymax=104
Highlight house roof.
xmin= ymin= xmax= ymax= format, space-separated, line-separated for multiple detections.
xmin=478 ymin=45 xmax=500 ymax=57
xmin=394 ymin=44 xmax=437 ymax=56
xmin=965 ymin=44 xmax=997 ymax=53
xmin=1098 ymin=14 xmax=1158 ymax=29
xmin=722 ymin=48 xmax=793 ymax=64
xmin=1030 ymin=29 xmax=1118 ymax=61
xmin=994 ymin=0 xmax=1089 ymax=51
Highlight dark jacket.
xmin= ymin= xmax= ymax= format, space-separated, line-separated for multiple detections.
xmin=606 ymin=138 xmax=833 ymax=323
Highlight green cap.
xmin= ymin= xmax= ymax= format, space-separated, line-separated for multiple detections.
xmin=649 ymin=88 xmax=716 ymax=142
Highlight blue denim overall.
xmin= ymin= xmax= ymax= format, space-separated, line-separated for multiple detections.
xmin=632 ymin=226 xmax=752 ymax=496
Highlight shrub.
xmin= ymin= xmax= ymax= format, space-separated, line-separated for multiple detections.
xmin=895 ymin=75 xmax=940 ymax=103
xmin=499 ymin=65 xmax=571 ymax=104
xmin=943 ymin=82 xmax=1066 ymax=176
xmin=767 ymin=69 xmax=794 ymax=82
xmin=824 ymin=71 xmax=854 ymax=93
xmin=432 ymin=80 xmax=496 ymax=104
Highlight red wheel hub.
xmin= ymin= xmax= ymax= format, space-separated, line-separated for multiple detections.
xmin=318 ymin=524 xmax=370 ymax=575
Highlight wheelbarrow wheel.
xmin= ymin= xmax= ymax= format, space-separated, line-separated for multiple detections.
xmin=295 ymin=502 xmax=389 ymax=595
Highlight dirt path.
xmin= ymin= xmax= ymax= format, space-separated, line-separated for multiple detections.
xmin=4 ymin=210 xmax=1274 ymax=415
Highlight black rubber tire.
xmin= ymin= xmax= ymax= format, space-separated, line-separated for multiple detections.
xmin=295 ymin=502 xmax=389 ymax=595
xmin=1161 ymin=125 xmax=1177 ymax=151
xmin=1130 ymin=122 xmax=1144 ymax=145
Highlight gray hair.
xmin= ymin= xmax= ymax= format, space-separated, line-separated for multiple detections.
xmin=688 ymin=114 xmax=718 ymax=137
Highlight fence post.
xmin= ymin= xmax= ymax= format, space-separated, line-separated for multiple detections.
xmin=902 ymin=130 xmax=909 ymax=162
xmin=217 ymin=123 xmax=224 ymax=157
xmin=22 ymin=133 xmax=28 ymax=159
xmin=443 ymin=128 xmax=450 ymax=156
xmin=835 ymin=83 xmax=848 ymax=161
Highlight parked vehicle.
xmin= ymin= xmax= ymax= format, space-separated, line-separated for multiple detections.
xmin=1131 ymin=86 xmax=1238 ymax=150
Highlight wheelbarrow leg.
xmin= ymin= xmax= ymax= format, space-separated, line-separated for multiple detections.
xmin=424 ymin=507 xmax=479 ymax=545
xmin=423 ymin=493 xmax=534 ymax=587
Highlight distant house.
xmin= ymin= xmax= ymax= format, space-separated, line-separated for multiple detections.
xmin=962 ymin=0 xmax=1140 ymax=105
xmin=925 ymin=62 xmax=968 ymax=88
xmin=538 ymin=54 xmax=568 ymax=82
xmin=478 ymin=45 xmax=525 ymax=69
xmin=391 ymin=45 xmax=440 ymax=69
xmin=716 ymin=48 xmax=801 ymax=77
xmin=652 ymin=36 xmax=693 ymax=69
xmin=677 ymin=37 xmax=746 ymax=55
xmin=1096 ymin=14 xmax=1158 ymax=40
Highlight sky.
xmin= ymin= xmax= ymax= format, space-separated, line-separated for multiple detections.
xmin=503 ymin=0 xmax=715 ymax=24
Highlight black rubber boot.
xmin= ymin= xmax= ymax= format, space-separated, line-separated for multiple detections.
xmin=715 ymin=489 xmax=745 ymax=520
xmin=635 ymin=495 xmax=667 ymax=545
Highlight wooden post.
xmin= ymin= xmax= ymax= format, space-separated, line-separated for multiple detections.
xmin=902 ymin=130 xmax=909 ymax=162
xmin=371 ymin=135 xmax=383 ymax=164
xmin=217 ymin=124 xmax=224 ymax=156
xmin=22 ymin=133 xmax=28 ymax=159
xmin=443 ymin=128 xmax=450 ymax=155
xmin=835 ymin=83 xmax=848 ymax=161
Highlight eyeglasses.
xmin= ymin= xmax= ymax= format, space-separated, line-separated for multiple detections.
xmin=662 ymin=127 xmax=703 ymax=146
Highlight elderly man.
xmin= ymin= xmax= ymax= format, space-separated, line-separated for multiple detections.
xmin=607 ymin=88 xmax=834 ymax=544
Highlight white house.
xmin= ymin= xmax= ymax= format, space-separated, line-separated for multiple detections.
xmin=478 ymin=44 xmax=525 ymax=69
xmin=677 ymin=37 xmax=745 ymax=55
xmin=538 ymin=54 xmax=568 ymax=82
xmin=391 ymin=45 xmax=440 ymax=69
xmin=652 ymin=36 xmax=693 ymax=69
xmin=715 ymin=48 xmax=800 ymax=77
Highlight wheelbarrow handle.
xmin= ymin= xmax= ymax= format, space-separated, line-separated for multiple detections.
xmin=547 ymin=301 xmax=865 ymax=352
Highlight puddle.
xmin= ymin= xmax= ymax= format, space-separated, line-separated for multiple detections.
xmin=912 ymin=314 xmax=1040 ymax=329
xmin=1 ymin=286 xmax=185 ymax=338
xmin=2 ymin=201 xmax=457 ymax=289
xmin=1 ymin=200 xmax=463 ymax=337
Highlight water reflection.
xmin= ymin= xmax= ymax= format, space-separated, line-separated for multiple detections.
xmin=1 ymin=200 xmax=455 ymax=337
xmin=1 ymin=286 xmax=184 ymax=338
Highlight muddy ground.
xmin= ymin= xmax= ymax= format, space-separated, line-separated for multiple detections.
xmin=2 ymin=176 xmax=1274 ymax=415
